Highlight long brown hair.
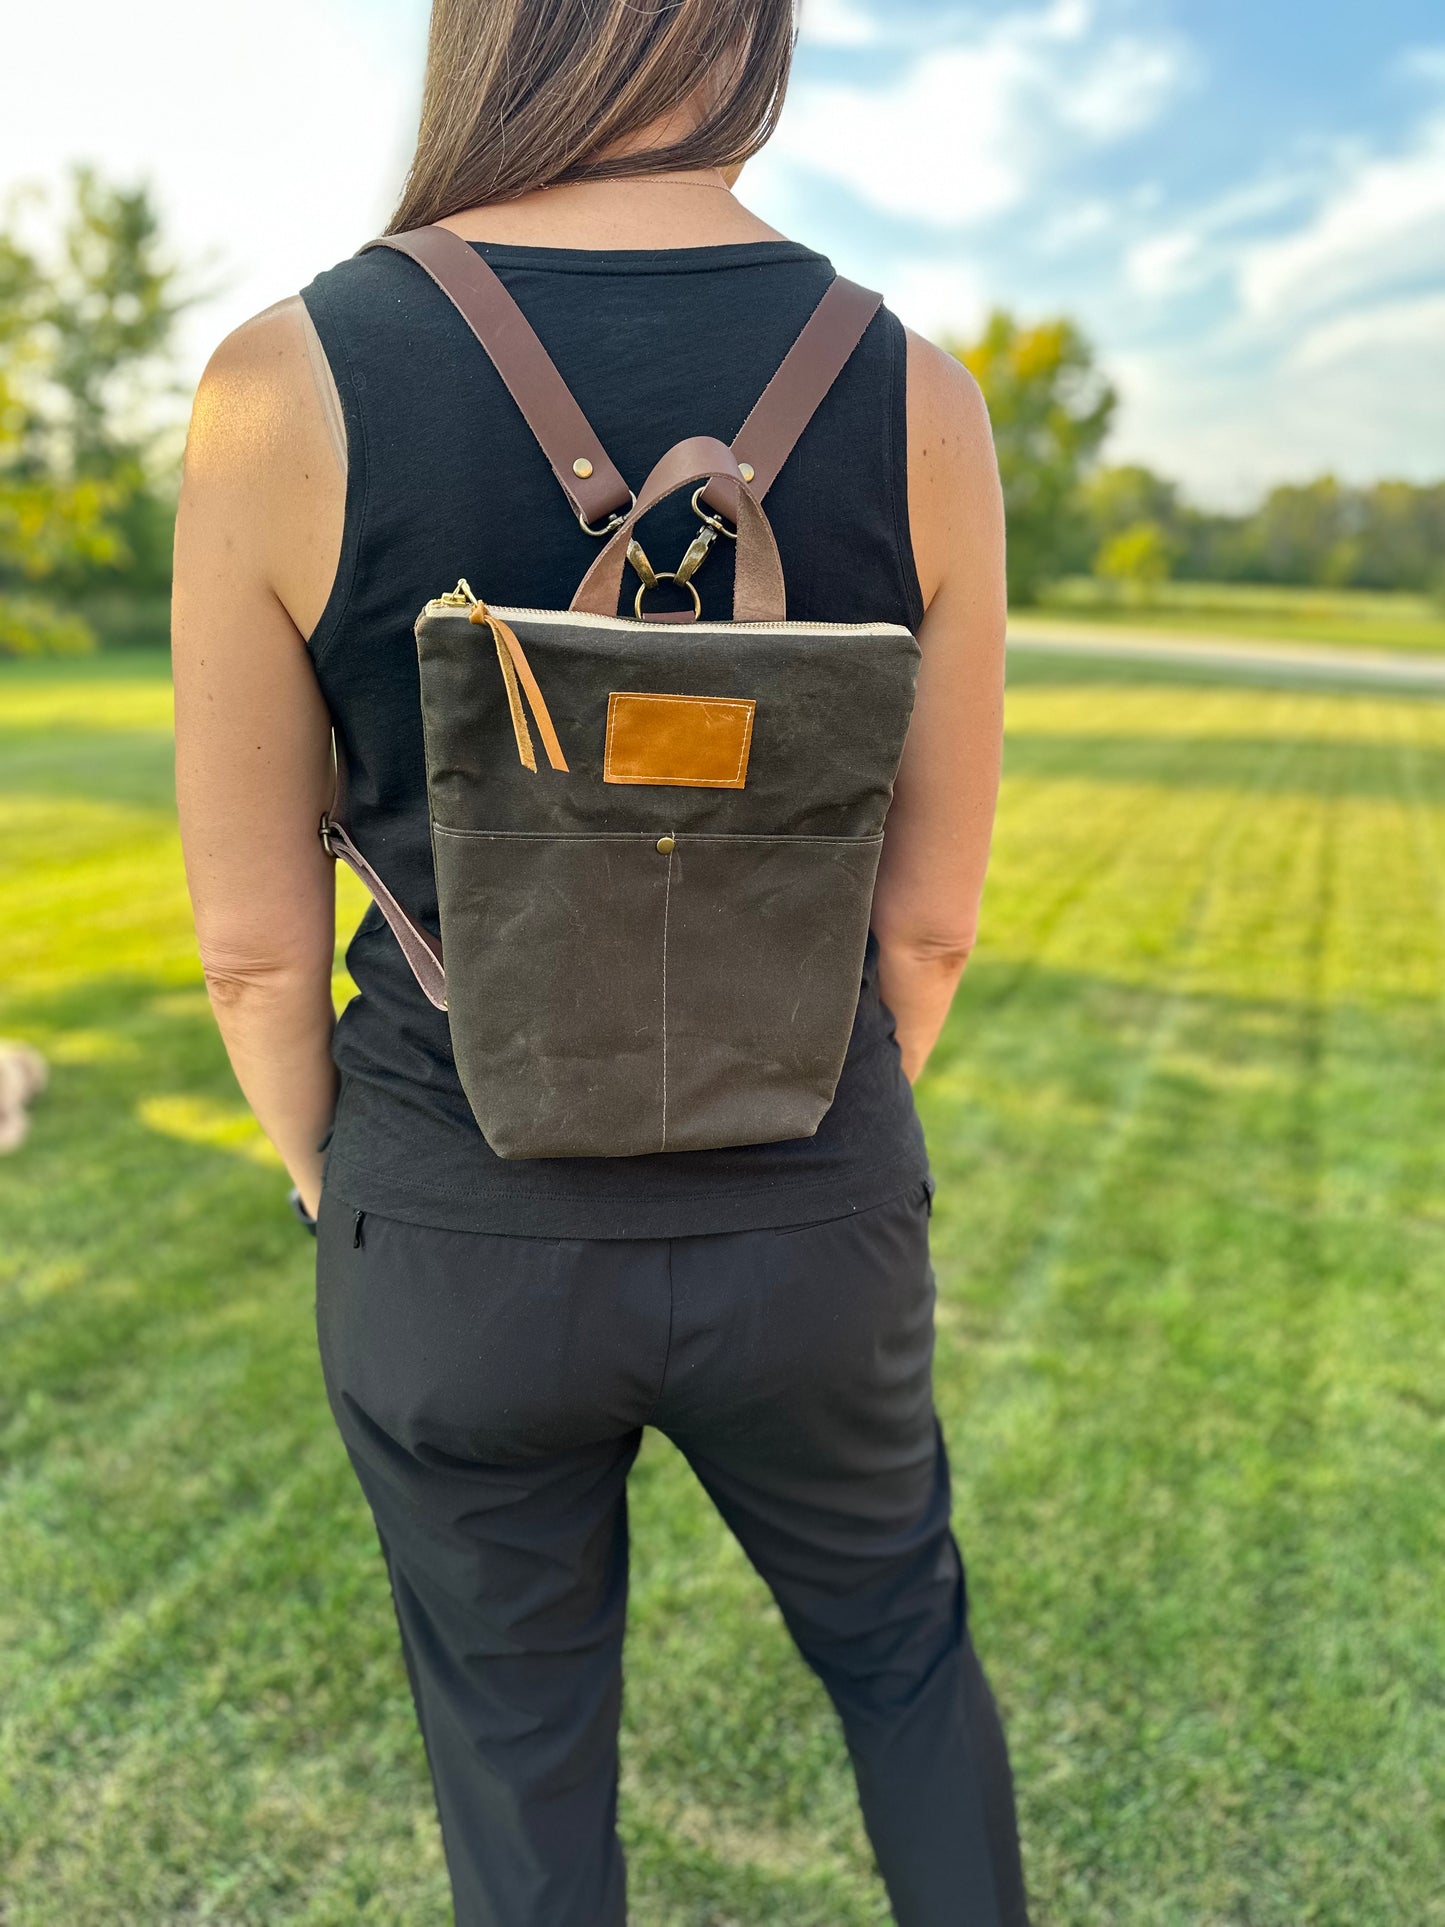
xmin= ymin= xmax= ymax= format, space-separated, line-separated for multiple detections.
xmin=388 ymin=0 xmax=798 ymax=232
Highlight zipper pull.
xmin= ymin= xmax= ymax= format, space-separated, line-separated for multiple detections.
xmin=352 ymin=1210 xmax=366 ymax=1249
xmin=435 ymin=578 xmax=478 ymax=607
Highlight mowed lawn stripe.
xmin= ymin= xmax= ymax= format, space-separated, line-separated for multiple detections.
xmin=949 ymin=675 xmax=1444 ymax=1922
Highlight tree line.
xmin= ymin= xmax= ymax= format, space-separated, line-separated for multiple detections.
xmin=953 ymin=312 xmax=1445 ymax=607
xmin=1 ymin=172 xmax=1440 ymax=653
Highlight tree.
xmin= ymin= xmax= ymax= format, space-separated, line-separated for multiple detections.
xmin=46 ymin=169 xmax=187 ymax=480
xmin=1082 ymin=463 xmax=1180 ymax=543
xmin=1353 ymin=481 xmax=1445 ymax=593
xmin=0 ymin=168 xmax=188 ymax=653
xmin=1235 ymin=476 xmax=1358 ymax=586
xmin=948 ymin=311 xmax=1116 ymax=605
xmin=1094 ymin=521 xmax=1174 ymax=603
xmin=0 ymin=229 xmax=124 ymax=565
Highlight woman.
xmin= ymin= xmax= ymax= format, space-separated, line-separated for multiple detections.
xmin=172 ymin=1 xmax=1020 ymax=1921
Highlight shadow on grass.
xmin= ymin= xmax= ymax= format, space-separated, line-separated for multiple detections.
xmin=0 ymin=971 xmax=315 ymax=1439
xmin=0 ymin=724 xmax=179 ymax=809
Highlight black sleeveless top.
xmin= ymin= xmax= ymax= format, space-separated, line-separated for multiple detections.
xmin=300 ymin=237 xmax=930 ymax=1238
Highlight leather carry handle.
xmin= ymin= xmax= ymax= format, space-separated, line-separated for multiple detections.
xmin=361 ymin=227 xmax=883 ymax=533
xmin=361 ymin=227 xmax=633 ymax=529
xmin=571 ymin=437 xmax=785 ymax=623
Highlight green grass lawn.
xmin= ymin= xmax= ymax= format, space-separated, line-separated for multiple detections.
xmin=2 ymin=649 xmax=1443 ymax=1926
xmin=1025 ymin=578 xmax=1445 ymax=654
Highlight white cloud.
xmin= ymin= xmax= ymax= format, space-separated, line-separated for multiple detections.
xmin=798 ymin=0 xmax=881 ymax=49
xmin=1061 ymin=37 xmax=1184 ymax=141
xmin=1237 ymin=116 xmax=1445 ymax=323
xmin=1126 ymin=230 xmax=1209 ymax=298
xmin=1395 ymin=43 xmax=1445 ymax=87
xmin=771 ymin=0 xmax=1187 ymax=228
xmin=1037 ymin=198 xmax=1118 ymax=251
xmin=1123 ymin=169 xmax=1317 ymax=297
xmin=1102 ymin=98 xmax=1445 ymax=497
xmin=1289 ymin=289 xmax=1445 ymax=374
xmin=1107 ymin=78 xmax=1445 ymax=320
xmin=1107 ymin=303 xmax=1445 ymax=507
xmin=884 ymin=259 xmax=987 ymax=342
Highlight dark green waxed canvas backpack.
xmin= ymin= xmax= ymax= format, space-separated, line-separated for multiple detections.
xmin=320 ymin=225 xmax=920 ymax=1160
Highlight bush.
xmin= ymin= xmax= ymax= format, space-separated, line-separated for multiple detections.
xmin=1094 ymin=521 xmax=1174 ymax=604
xmin=0 ymin=593 xmax=97 ymax=657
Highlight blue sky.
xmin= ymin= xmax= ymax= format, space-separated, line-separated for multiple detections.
xmin=4 ymin=0 xmax=1443 ymax=504
xmin=757 ymin=0 xmax=1445 ymax=502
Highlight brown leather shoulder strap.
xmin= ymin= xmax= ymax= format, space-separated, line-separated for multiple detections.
xmin=362 ymin=227 xmax=881 ymax=529
xmin=321 ymin=737 xmax=447 ymax=1010
xmin=361 ymin=227 xmax=633 ymax=529
xmin=699 ymin=274 xmax=883 ymax=521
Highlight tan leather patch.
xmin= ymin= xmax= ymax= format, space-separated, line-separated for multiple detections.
xmin=604 ymin=692 xmax=756 ymax=789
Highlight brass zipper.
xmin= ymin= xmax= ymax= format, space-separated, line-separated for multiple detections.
xmin=420 ymin=587 xmax=908 ymax=636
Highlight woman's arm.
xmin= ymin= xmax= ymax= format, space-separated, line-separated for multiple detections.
xmin=172 ymin=298 xmax=346 ymax=1215
xmin=871 ymin=331 xmax=1007 ymax=1082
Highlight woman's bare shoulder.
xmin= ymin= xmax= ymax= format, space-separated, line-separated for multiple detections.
xmin=181 ymin=297 xmax=345 ymax=639
xmin=901 ymin=326 xmax=1000 ymax=612
xmin=185 ymin=297 xmax=339 ymax=486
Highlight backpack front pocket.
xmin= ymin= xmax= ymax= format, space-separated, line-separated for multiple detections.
xmin=657 ymin=831 xmax=885 ymax=1152
xmin=432 ymin=828 xmax=670 ymax=1158
xmin=432 ymin=823 xmax=884 ymax=1159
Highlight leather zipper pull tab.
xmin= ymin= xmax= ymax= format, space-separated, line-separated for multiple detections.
xmin=470 ymin=603 xmax=570 ymax=774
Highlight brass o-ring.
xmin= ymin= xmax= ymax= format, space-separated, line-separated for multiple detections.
xmin=634 ymin=572 xmax=703 ymax=620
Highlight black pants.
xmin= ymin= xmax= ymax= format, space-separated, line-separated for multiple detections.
xmin=315 ymin=1177 xmax=1029 ymax=1927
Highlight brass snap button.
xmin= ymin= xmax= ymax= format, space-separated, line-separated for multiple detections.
xmin=656 ymin=835 xmax=676 ymax=854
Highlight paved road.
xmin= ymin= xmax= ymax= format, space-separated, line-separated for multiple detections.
xmin=1007 ymin=619 xmax=1445 ymax=692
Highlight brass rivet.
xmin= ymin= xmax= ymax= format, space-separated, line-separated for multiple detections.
xmin=656 ymin=835 xmax=676 ymax=854
xmin=573 ymin=456 xmax=594 ymax=479
xmin=738 ymin=461 xmax=755 ymax=483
